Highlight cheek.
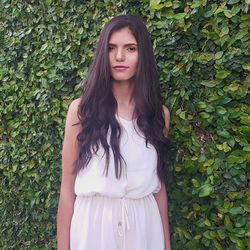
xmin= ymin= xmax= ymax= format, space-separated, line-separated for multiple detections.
xmin=131 ymin=54 xmax=138 ymax=69
xmin=108 ymin=53 xmax=112 ymax=64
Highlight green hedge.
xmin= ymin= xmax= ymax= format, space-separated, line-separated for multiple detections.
xmin=0 ymin=0 xmax=249 ymax=249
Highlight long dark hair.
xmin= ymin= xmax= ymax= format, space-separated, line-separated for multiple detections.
xmin=74 ymin=15 xmax=173 ymax=182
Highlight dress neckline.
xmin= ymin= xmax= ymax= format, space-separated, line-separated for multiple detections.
xmin=115 ymin=114 xmax=136 ymax=125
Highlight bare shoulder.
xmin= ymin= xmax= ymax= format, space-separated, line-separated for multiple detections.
xmin=69 ymin=98 xmax=81 ymax=114
xmin=72 ymin=97 xmax=81 ymax=106
xmin=162 ymin=105 xmax=170 ymax=119
xmin=162 ymin=105 xmax=170 ymax=136
xmin=64 ymin=98 xmax=82 ymax=142
xmin=66 ymin=98 xmax=81 ymax=125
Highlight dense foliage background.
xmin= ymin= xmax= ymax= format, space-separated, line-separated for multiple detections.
xmin=0 ymin=0 xmax=249 ymax=249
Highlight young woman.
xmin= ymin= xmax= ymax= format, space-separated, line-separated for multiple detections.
xmin=57 ymin=15 xmax=172 ymax=250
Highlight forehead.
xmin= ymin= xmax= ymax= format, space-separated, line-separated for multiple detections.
xmin=109 ymin=27 xmax=137 ymax=44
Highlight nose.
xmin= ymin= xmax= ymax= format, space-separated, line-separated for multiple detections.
xmin=115 ymin=48 xmax=125 ymax=61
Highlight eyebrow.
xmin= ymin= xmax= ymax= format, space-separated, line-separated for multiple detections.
xmin=108 ymin=43 xmax=137 ymax=46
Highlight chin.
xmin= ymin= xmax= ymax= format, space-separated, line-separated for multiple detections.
xmin=113 ymin=78 xmax=130 ymax=82
xmin=111 ymin=75 xmax=136 ymax=83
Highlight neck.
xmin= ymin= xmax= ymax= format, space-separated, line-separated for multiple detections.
xmin=112 ymin=80 xmax=135 ymax=106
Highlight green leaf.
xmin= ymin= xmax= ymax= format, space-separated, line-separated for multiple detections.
xmin=198 ymin=53 xmax=214 ymax=61
xmin=41 ymin=43 xmax=48 ymax=51
xmin=199 ymin=184 xmax=213 ymax=197
xmin=200 ymin=80 xmax=220 ymax=87
xmin=45 ymin=0 xmax=52 ymax=6
xmin=213 ymin=239 xmax=222 ymax=250
xmin=224 ymin=10 xmax=236 ymax=18
xmin=239 ymin=126 xmax=250 ymax=140
xmin=216 ymin=106 xmax=227 ymax=114
xmin=215 ymin=70 xmax=231 ymax=79
xmin=217 ymin=130 xmax=231 ymax=138
xmin=219 ymin=26 xmax=229 ymax=37
xmin=150 ymin=3 xmax=165 ymax=10
xmin=227 ymin=152 xmax=245 ymax=164
xmin=243 ymin=145 xmax=250 ymax=151
xmin=193 ymin=203 xmax=201 ymax=211
xmin=204 ymin=10 xmax=213 ymax=17
xmin=204 ymin=218 xmax=211 ymax=227
xmin=203 ymin=230 xmax=213 ymax=239
xmin=176 ymin=109 xmax=186 ymax=119
xmin=217 ymin=142 xmax=231 ymax=152
xmin=215 ymin=51 xmax=223 ymax=59
xmin=227 ymin=83 xmax=239 ymax=92
xmin=78 ymin=27 xmax=84 ymax=34
xmin=150 ymin=0 xmax=161 ymax=6
xmin=173 ymin=13 xmax=187 ymax=20
xmin=229 ymin=233 xmax=244 ymax=246
xmin=200 ymin=112 xmax=210 ymax=119
xmin=229 ymin=207 xmax=244 ymax=215
xmin=235 ymin=216 xmax=247 ymax=227
xmin=197 ymin=101 xmax=207 ymax=109
xmin=217 ymin=230 xmax=226 ymax=239
xmin=228 ymin=0 xmax=240 ymax=4
xmin=242 ymin=204 xmax=250 ymax=212
xmin=149 ymin=0 xmax=164 ymax=9
xmin=224 ymin=215 xmax=233 ymax=231
xmin=192 ymin=178 xmax=200 ymax=188
xmin=243 ymin=63 xmax=250 ymax=71
xmin=240 ymin=114 xmax=250 ymax=124
xmin=165 ymin=1 xmax=173 ymax=7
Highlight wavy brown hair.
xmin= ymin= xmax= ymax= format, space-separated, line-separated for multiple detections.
xmin=74 ymin=15 xmax=173 ymax=182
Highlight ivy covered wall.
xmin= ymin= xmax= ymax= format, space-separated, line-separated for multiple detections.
xmin=0 ymin=0 xmax=249 ymax=249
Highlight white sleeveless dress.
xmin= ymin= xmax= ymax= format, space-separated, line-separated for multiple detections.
xmin=70 ymin=115 xmax=164 ymax=250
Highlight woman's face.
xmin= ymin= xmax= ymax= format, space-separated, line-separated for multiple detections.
xmin=108 ymin=27 xmax=138 ymax=82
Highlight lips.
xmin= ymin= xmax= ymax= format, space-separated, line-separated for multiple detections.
xmin=113 ymin=65 xmax=129 ymax=70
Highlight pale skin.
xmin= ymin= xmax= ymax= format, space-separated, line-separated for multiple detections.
xmin=57 ymin=98 xmax=80 ymax=250
xmin=57 ymin=27 xmax=171 ymax=249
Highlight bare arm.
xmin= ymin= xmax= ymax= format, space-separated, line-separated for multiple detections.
xmin=57 ymin=98 xmax=82 ymax=250
xmin=154 ymin=105 xmax=171 ymax=250
xmin=154 ymin=182 xmax=171 ymax=250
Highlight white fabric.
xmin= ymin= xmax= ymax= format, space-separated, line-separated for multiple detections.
xmin=70 ymin=115 xmax=164 ymax=250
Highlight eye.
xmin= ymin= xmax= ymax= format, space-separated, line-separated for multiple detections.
xmin=128 ymin=47 xmax=137 ymax=52
xmin=108 ymin=46 xmax=114 ymax=51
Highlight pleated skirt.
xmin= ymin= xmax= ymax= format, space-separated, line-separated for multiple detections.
xmin=70 ymin=194 xmax=164 ymax=250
